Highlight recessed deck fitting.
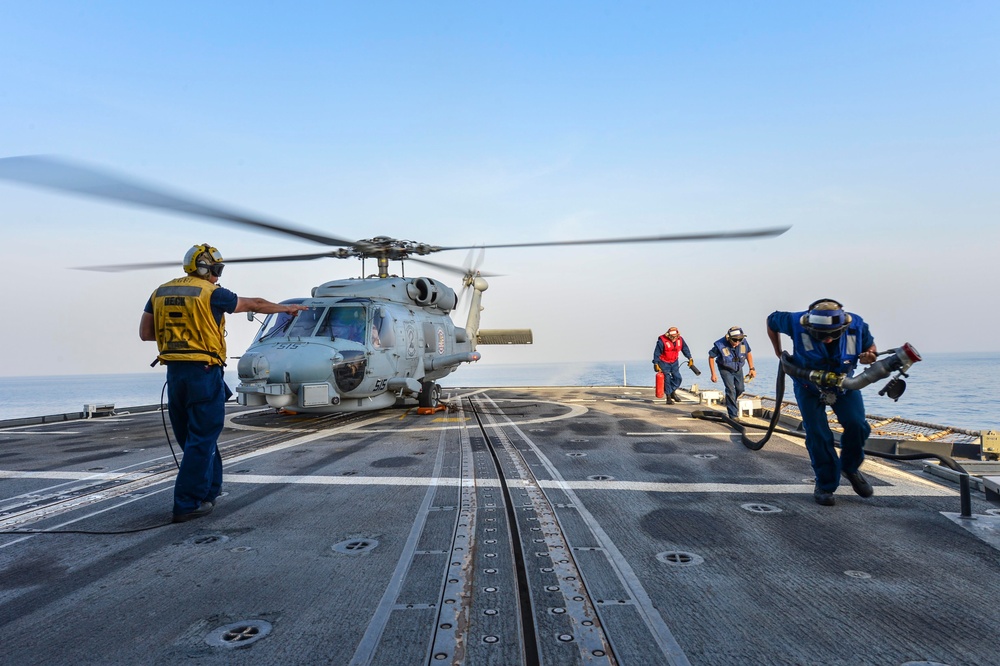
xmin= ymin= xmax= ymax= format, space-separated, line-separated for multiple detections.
xmin=205 ymin=620 xmax=272 ymax=648
xmin=741 ymin=503 xmax=783 ymax=514
xmin=656 ymin=551 xmax=705 ymax=566
xmin=332 ymin=538 xmax=379 ymax=554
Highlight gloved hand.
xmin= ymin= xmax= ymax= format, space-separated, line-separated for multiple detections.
xmin=687 ymin=358 xmax=694 ymax=368
xmin=653 ymin=364 xmax=661 ymax=373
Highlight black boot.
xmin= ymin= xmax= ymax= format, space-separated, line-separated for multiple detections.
xmin=843 ymin=470 xmax=874 ymax=497
xmin=813 ymin=485 xmax=835 ymax=506
xmin=670 ymin=392 xmax=680 ymax=402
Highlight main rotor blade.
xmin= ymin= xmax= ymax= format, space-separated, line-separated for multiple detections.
xmin=408 ymin=256 xmax=501 ymax=278
xmin=437 ymin=226 xmax=790 ymax=251
xmin=0 ymin=155 xmax=355 ymax=248
xmin=76 ymin=252 xmax=336 ymax=272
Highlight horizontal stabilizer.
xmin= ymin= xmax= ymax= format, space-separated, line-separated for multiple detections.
xmin=477 ymin=329 xmax=533 ymax=345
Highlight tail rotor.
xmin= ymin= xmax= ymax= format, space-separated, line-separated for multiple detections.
xmin=457 ymin=247 xmax=486 ymax=311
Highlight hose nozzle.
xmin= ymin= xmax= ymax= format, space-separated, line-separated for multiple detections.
xmin=780 ymin=343 xmax=922 ymax=392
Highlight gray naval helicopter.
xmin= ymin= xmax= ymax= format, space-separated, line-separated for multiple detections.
xmin=0 ymin=155 xmax=789 ymax=414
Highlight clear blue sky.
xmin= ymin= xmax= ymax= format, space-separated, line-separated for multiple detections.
xmin=1 ymin=2 xmax=997 ymax=376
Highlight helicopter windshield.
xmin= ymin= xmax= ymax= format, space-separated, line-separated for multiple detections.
xmin=257 ymin=299 xmax=315 ymax=342
xmin=316 ymin=305 xmax=367 ymax=344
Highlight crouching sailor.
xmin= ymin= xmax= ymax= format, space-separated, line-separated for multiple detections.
xmin=766 ymin=299 xmax=878 ymax=506
xmin=139 ymin=243 xmax=308 ymax=523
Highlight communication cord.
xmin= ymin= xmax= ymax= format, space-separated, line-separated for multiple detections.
xmin=0 ymin=522 xmax=175 ymax=535
xmin=160 ymin=379 xmax=181 ymax=468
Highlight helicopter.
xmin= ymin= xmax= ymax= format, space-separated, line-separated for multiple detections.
xmin=0 ymin=155 xmax=789 ymax=414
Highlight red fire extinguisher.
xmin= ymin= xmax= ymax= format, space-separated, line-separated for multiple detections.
xmin=655 ymin=371 xmax=665 ymax=399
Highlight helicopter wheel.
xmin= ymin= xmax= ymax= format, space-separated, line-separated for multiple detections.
xmin=418 ymin=381 xmax=441 ymax=409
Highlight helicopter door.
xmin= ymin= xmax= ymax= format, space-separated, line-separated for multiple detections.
xmin=371 ymin=307 xmax=396 ymax=350
xmin=370 ymin=307 xmax=400 ymax=386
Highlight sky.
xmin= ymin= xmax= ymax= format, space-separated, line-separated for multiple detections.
xmin=0 ymin=1 xmax=997 ymax=378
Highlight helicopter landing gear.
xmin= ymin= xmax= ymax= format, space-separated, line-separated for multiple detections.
xmin=417 ymin=381 xmax=446 ymax=415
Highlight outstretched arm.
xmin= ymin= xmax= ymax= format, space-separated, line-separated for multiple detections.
xmin=234 ymin=297 xmax=310 ymax=315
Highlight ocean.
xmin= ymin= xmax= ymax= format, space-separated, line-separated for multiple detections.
xmin=1 ymin=352 xmax=997 ymax=432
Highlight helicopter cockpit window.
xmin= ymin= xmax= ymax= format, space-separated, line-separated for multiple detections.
xmin=257 ymin=299 xmax=311 ymax=342
xmin=285 ymin=306 xmax=324 ymax=338
xmin=372 ymin=308 xmax=395 ymax=348
xmin=317 ymin=306 xmax=366 ymax=344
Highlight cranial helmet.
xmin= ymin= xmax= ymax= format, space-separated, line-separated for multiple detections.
xmin=725 ymin=326 xmax=745 ymax=342
xmin=800 ymin=299 xmax=852 ymax=339
xmin=666 ymin=327 xmax=680 ymax=339
xmin=183 ymin=243 xmax=225 ymax=277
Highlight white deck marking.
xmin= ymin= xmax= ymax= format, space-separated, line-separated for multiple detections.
xmin=0 ymin=471 xmax=958 ymax=497
xmin=0 ymin=431 xmax=82 ymax=435
xmin=0 ymin=471 xmax=153 ymax=481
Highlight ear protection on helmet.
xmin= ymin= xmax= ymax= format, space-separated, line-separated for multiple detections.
xmin=183 ymin=244 xmax=224 ymax=277
xmin=800 ymin=298 xmax=852 ymax=334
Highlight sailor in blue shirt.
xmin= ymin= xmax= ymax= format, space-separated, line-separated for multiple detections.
xmin=766 ymin=299 xmax=878 ymax=506
xmin=708 ymin=326 xmax=756 ymax=419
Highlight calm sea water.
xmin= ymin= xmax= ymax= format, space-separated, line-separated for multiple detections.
xmin=1 ymin=353 xmax=997 ymax=432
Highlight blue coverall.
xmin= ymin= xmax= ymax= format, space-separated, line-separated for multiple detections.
xmin=708 ymin=337 xmax=751 ymax=418
xmin=767 ymin=310 xmax=875 ymax=493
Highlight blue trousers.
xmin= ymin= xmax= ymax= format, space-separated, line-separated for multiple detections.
xmin=654 ymin=361 xmax=683 ymax=394
xmin=794 ymin=384 xmax=871 ymax=493
xmin=167 ymin=362 xmax=226 ymax=515
xmin=719 ymin=368 xmax=745 ymax=418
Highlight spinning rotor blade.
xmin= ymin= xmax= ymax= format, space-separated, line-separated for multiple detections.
xmin=456 ymin=247 xmax=489 ymax=312
xmin=464 ymin=247 xmax=486 ymax=274
xmin=437 ymin=226 xmax=790 ymax=251
xmin=0 ymin=155 xmax=355 ymax=248
xmin=76 ymin=252 xmax=337 ymax=272
xmin=408 ymin=255 xmax=500 ymax=278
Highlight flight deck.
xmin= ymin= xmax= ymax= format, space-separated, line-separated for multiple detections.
xmin=1 ymin=386 xmax=998 ymax=665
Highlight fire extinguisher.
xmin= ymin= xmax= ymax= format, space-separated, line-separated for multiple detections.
xmin=655 ymin=371 xmax=665 ymax=399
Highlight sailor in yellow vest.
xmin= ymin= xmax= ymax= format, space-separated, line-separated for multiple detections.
xmin=139 ymin=244 xmax=308 ymax=523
